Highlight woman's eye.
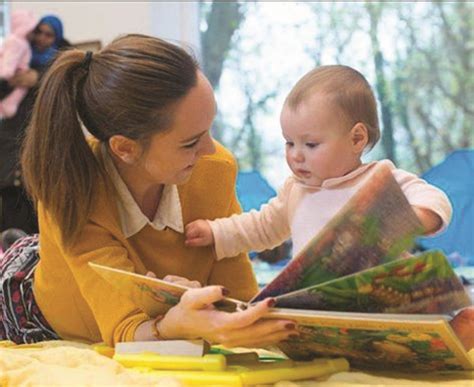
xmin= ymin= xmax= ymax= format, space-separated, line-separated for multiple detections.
xmin=306 ymin=143 xmax=319 ymax=148
xmin=183 ymin=140 xmax=199 ymax=149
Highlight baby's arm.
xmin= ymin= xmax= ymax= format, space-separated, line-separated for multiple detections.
xmin=185 ymin=178 xmax=294 ymax=260
xmin=411 ymin=206 xmax=443 ymax=235
xmin=392 ymin=167 xmax=452 ymax=235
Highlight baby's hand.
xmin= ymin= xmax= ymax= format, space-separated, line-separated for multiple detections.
xmin=185 ymin=220 xmax=214 ymax=247
xmin=412 ymin=206 xmax=442 ymax=235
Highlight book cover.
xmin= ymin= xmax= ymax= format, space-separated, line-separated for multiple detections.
xmin=252 ymin=163 xmax=424 ymax=302
xmin=274 ymin=250 xmax=471 ymax=314
xmin=88 ymin=262 xmax=243 ymax=317
xmin=115 ymin=340 xmax=210 ymax=356
xmin=266 ymin=309 xmax=473 ymax=371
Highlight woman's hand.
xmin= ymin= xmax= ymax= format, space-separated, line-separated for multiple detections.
xmin=146 ymin=271 xmax=201 ymax=288
xmin=156 ymin=286 xmax=298 ymax=348
xmin=9 ymin=69 xmax=39 ymax=88
xmin=185 ymin=220 xmax=214 ymax=247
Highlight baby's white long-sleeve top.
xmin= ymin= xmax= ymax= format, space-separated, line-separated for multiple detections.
xmin=209 ymin=160 xmax=452 ymax=260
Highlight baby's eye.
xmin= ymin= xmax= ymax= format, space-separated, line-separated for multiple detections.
xmin=285 ymin=141 xmax=294 ymax=147
xmin=305 ymin=142 xmax=319 ymax=149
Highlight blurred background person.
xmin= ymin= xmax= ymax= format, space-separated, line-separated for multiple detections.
xmin=0 ymin=10 xmax=38 ymax=119
xmin=0 ymin=14 xmax=70 ymax=245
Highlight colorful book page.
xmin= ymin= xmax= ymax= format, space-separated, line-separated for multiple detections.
xmin=275 ymin=250 xmax=471 ymax=314
xmin=266 ymin=309 xmax=473 ymax=371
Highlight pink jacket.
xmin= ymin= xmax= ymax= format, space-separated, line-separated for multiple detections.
xmin=0 ymin=10 xmax=38 ymax=79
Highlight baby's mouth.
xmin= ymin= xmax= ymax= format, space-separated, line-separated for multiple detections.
xmin=297 ymin=169 xmax=311 ymax=178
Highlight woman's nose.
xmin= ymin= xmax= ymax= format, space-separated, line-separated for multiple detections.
xmin=198 ymin=132 xmax=216 ymax=156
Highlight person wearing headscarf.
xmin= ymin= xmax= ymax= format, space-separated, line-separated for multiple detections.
xmin=0 ymin=14 xmax=70 ymax=238
xmin=30 ymin=15 xmax=70 ymax=69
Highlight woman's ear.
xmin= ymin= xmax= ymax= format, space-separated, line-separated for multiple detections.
xmin=108 ymin=135 xmax=140 ymax=164
xmin=350 ymin=123 xmax=369 ymax=153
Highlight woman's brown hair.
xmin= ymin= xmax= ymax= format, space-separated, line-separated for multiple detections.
xmin=21 ymin=34 xmax=199 ymax=248
xmin=286 ymin=65 xmax=380 ymax=150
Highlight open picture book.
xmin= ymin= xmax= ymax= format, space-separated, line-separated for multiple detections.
xmin=89 ymin=163 xmax=473 ymax=371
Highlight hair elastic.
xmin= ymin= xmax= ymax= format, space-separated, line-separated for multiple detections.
xmin=81 ymin=51 xmax=93 ymax=70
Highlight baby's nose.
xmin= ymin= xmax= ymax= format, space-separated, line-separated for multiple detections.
xmin=292 ymin=149 xmax=305 ymax=162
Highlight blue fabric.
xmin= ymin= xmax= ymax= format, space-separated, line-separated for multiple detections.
xmin=30 ymin=15 xmax=63 ymax=68
xmin=39 ymin=15 xmax=64 ymax=45
xmin=236 ymin=171 xmax=277 ymax=259
xmin=236 ymin=171 xmax=277 ymax=212
xmin=417 ymin=149 xmax=474 ymax=265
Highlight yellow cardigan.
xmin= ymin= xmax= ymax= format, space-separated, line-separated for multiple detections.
xmin=33 ymin=140 xmax=258 ymax=345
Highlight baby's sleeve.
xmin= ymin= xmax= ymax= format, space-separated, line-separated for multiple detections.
xmin=392 ymin=167 xmax=452 ymax=234
xmin=209 ymin=178 xmax=293 ymax=260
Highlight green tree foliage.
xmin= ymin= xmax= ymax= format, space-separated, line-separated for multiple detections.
xmin=200 ymin=2 xmax=472 ymax=176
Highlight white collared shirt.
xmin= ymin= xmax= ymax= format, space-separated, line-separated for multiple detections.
xmin=102 ymin=145 xmax=184 ymax=238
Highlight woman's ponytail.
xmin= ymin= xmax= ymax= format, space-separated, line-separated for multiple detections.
xmin=21 ymin=50 xmax=100 ymax=248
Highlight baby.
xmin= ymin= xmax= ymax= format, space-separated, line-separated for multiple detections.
xmin=185 ymin=65 xmax=451 ymax=259
xmin=0 ymin=10 xmax=38 ymax=118
xmin=185 ymin=65 xmax=473 ymax=351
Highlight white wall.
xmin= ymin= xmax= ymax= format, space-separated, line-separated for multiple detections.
xmin=11 ymin=1 xmax=200 ymax=53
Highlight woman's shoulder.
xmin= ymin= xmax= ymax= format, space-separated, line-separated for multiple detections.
xmin=192 ymin=141 xmax=238 ymax=180
xmin=179 ymin=142 xmax=239 ymax=218
xmin=199 ymin=141 xmax=237 ymax=170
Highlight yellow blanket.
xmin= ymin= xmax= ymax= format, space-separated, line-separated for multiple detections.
xmin=0 ymin=341 xmax=181 ymax=386
xmin=1 ymin=341 xmax=473 ymax=386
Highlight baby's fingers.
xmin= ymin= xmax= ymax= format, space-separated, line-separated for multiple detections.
xmin=185 ymin=235 xmax=208 ymax=247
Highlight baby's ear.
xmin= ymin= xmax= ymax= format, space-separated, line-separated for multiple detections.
xmin=350 ymin=122 xmax=369 ymax=153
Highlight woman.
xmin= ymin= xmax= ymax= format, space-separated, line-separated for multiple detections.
xmin=0 ymin=15 xmax=70 ymax=235
xmin=0 ymin=34 xmax=297 ymax=346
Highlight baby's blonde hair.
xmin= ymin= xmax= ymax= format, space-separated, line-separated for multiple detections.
xmin=285 ymin=65 xmax=380 ymax=150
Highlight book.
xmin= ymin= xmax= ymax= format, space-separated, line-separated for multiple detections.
xmin=115 ymin=340 xmax=210 ymax=357
xmin=89 ymin=253 xmax=473 ymax=371
xmin=252 ymin=162 xmax=425 ymax=302
xmin=263 ymin=252 xmax=472 ymax=371
xmin=265 ymin=309 xmax=473 ymax=372
xmin=118 ymin=355 xmax=350 ymax=385
xmin=273 ymin=250 xmax=471 ymax=314
xmin=89 ymin=163 xmax=473 ymax=371
xmin=88 ymin=262 xmax=244 ymax=316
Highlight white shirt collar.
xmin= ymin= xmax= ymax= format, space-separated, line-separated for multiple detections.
xmin=102 ymin=145 xmax=184 ymax=238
